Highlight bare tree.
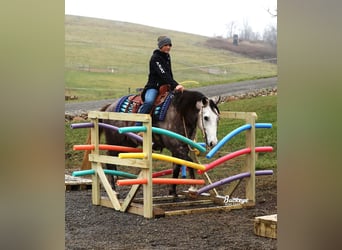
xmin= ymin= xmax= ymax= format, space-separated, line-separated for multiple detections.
xmin=263 ymin=6 xmax=277 ymax=46
xmin=266 ymin=8 xmax=277 ymax=17
xmin=226 ymin=21 xmax=238 ymax=38
xmin=239 ymin=18 xmax=253 ymax=40
xmin=263 ymin=25 xmax=277 ymax=47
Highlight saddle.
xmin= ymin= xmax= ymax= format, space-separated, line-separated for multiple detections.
xmin=115 ymin=84 xmax=172 ymax=122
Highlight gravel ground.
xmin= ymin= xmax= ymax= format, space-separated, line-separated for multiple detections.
xmin=65 ymin=173 xmax=277 ymax=250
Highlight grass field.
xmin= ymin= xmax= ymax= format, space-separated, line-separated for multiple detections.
xmin=65 ymin=95 xmax=277 ymax=174
xmin=65 ymin=15 xmax=277 ymax=101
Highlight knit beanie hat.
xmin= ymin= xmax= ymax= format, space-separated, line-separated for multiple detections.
xmin=157 ymin=36 xmax=172 ymax=49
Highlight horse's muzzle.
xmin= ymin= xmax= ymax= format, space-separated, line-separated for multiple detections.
xmin=207 ymin=139 xmax=218 ymax=148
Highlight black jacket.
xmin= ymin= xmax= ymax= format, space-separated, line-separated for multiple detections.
xmin=144 ymin=49 xmax=179 ymax=91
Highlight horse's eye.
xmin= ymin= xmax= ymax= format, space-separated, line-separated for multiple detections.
xmin=204 ymin=116 xmax=209 ymax=121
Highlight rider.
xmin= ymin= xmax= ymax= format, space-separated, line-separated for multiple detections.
xmin=136 ymin=35 xmax=184 ymax=126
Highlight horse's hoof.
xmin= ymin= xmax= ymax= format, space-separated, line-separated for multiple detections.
xmin=169 ymin=190 xmax=178 ymax=198
xmin=188 ymin=186 xmax=198 ymax=192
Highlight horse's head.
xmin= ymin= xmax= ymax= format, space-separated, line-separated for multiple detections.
xmin=197 ymin=96 xmax=220 ymax=148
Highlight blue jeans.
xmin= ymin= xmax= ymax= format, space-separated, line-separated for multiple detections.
xmin=136 ymin=88 xmax=158 ymax=126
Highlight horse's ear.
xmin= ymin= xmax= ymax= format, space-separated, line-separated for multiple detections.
xmin=211 ymin=95 xmax=221 ymax=105
xmin=196 ymin=97 xmax=208 ymax=110
xmin=202 ymin=97 xmax=209 ymax=106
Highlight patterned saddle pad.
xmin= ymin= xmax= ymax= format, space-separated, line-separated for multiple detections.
xmin=115 ymin=92 xmax=173 ymax=122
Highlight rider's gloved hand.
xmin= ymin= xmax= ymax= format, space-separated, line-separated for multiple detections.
xmin=175 ymin=84 xmax=184 ymax=92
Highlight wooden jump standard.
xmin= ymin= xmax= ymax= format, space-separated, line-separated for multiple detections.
xmin=71 ymin=111 xmax=273 ymax=218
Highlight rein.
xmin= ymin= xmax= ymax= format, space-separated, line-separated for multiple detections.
xmin=182 ymin=117 xmax=196 ymax=152
xmin=198 ymin=107 xmax=209 ymax=151
xmin=182 ymin=106 xmax=209 ymax=152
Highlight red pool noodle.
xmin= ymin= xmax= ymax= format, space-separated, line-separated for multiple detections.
xmin=152 ymin=169 xmax=173 ymax=178
xmin=198 ymin=146 xmax=273 ymax=174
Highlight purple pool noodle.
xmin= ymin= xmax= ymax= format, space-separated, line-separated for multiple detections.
xmin=70 ymin=122 xmax=142 ymax=143
xmin=70 ymin=122 xmax=94 ymax=129
xmin=196 ymin=170 xmax=273 ymax=195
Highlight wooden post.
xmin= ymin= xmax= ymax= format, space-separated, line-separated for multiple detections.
xmin=142 ymin=116 xmax=153 ymax=218
xmin=245 ymin=112 xmax=257 ymax=203
xmin=91 ymin=117 xmax=101 ymax=205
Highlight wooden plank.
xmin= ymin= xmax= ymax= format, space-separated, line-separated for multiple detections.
xmin=88 ymin=111 xmax=150 ymax=123
xmin=220 ymin=111 xmax=251 ymax=120
xmin=100 ymin=197 xmax=165 ymax=218
xmin=254 ymin=214 xmax=277 ymax=239
xmin=65 ymin=174 xmax=92 ymax=185
xmin=89 ymin=154 xmax=149 ymax=169
xmin=96 ymin=165 xmax=121 ymax=210
xmin=133 ymin=194 xmax=187 ymax=203
xmin=65 ymin=174 xmax=92 ymax=191
xmin=164 ymin=203 xmax=244 ymax=216
xmin=120 ymin=171 xmax=144 ymax=212
xmin=154 ymin=199 xmax=214 ymax=208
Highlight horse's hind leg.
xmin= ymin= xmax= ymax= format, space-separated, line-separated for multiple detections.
xmin=169 ymin=164 xmax=181 ymax=197
xmin=105 ymin=163 xmax=118 ymax=190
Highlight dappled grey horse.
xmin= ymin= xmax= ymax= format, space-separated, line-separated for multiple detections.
xmin=86 ymin=90 xmax=220 ymax=196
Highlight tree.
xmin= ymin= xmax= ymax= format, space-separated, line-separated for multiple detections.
xmin=239 ymin=18 xmax=253 ymax=40
xmin=266 ymin=8 xmax=277 ymax=17
xmin=263 ymin=25 xmax=277 ymax=47
xmin=226 ymin=21 xmax=237 ymax=38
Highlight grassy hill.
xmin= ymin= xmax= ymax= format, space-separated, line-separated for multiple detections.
xmin=65 ymin=15 xmax=277 ymax=101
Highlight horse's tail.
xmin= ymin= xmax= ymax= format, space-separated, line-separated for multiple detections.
xmin=80 ymin=103 xmax=112 ymax=170
xmin=80 ymin=129 xmax=92 ymax=170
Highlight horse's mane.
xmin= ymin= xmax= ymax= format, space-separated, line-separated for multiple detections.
xmin=172 ymin=90 xmax=206 ymax=117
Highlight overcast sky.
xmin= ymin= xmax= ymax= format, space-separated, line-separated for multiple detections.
xmin=65 ymin=0 xmax=277 ymax=37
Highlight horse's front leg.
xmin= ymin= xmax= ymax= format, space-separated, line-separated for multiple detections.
xmin=187 ymin=167 xmax=198 ymax=193
xmin=169 ymin=163 xmax=181 ymax=197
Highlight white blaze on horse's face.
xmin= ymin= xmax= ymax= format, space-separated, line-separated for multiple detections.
xmin=196 ymin=98 xmax=219 ymax=148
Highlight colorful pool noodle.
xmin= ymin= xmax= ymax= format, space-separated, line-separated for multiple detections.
xmin=73 ymin=144 xmax=142 ymax=152
xmin=72 ymin=168 xmax=172 ymax=179
xmin=118 ymin=152 xmax=206 ymax=171
xmin=152 ymin=127 xmax=207 ymax=153
xmin=206 ymin=123 xmax=272 ymax=159
xmin=152 ymin=169 xmax=173 ymax=178
xmin=198 ymin=146 xmax=273 ymax=174
xmin=71 ymin=123 xmax=206 ymax=150
xmin=196 ymin=170 xmax=273 ymax=195
xmin=70 ymin=122 xmax=143 ymax=143
xmin=72 ymin=169 xmax=138 ymax=179
xmin=118 ymin=126 xmax=206 ymax=153
xmin=70 ymin=122 xmax=94 ymax=129
xmin=117 ymin=178 xmax=205 ymax=186
xmin=181 ymin=166 xmax=187 ymax=178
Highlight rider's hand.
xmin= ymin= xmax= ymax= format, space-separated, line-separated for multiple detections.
xmin=175 ymin=84 xmax=184 ymax=92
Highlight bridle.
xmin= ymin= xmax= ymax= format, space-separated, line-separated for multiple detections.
xmin=182 ymin=102 xmax=219 ymax=151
